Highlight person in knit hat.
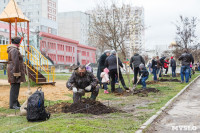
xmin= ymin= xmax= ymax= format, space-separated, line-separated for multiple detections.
xmin=100 ymin=68 xmax=110 ymax=93
xmin=139 ymin=63 xmax=149 ymax=89
xmin=97 ymin=50 xmax=111 ymax=86
xmin=170 ymin=56 xmax=176 ymax=77
xmin=7 ymin=36 xmax=25 ymax=109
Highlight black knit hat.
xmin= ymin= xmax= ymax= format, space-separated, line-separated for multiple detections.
xmin=11 ymin=36 xmax=22 ymax=44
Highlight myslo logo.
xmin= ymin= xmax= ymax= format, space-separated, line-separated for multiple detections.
xmin=172 ymin=125 xmax=197 ymax=131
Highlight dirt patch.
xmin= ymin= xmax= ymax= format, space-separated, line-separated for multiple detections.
xmin=133 ymin=88 xmax=159 ymax=97
xmin=162 ymin=75 xmax=170 ymax=77
xmin=47 ymin=98 xmax=121 ymax=115
xmin=0 ymin=80 xmax=72 ymax=108
xmin=114 ymin=90 xmax=133 ymax=96
xmin=159 ymin=78 xmax=180 ymax=82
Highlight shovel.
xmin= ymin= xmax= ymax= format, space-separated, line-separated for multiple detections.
xmin=131 ymin=73 xmax=143 ymax=91
xmin=115 ymin=53 xmax=123 ymax=94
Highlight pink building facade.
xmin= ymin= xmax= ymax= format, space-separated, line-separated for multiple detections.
xmin=39 ymin=32 xmax=96 ymax=65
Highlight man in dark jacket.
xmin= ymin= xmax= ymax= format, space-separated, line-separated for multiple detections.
xmin=66 ymin=65 xmax=99 ymax=103
xmin=151 ymin=56 xmax=158 ymax=81
xmin=97 ymin=50 xmax=110 ymax=85
xmin=7 ymin=36 xmax=26 ymax=109
xmin=105 ymin=50 xmax=128 ymax=92
xmin=170 ymin=56 xmax=176 ymax=77
xmin=130 ymin=53 xmax=145 ymax=85
xmin=178 ymin=49 xmax=194 ymax=83
xmin=159 ymin=56 xmax=169 ymax=77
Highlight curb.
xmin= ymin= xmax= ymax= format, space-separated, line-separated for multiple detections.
xmin=135 ymin=75 xmax=200 ymax=133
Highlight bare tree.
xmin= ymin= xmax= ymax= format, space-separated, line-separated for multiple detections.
xmin=89 ymin=2 xmax=137 ymax=61
xmin=172 ymin=15 xmax=199 ymax=61
xmin=174 ymin=15 xmax=198 ymax=49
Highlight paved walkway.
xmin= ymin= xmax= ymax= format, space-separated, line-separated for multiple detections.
xmin=147 ymin=77 xmax=200 ymax=133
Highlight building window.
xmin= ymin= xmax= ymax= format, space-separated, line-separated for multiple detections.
xmin=48 ymin=27 xmax=52 ymax=33
xmin=82 ymin=60 xmax=86 ymax=65
xmin=53 ymin=2 xmax=56 ymax=8
xmin=48 ymin=13 xmax=52 ymax=20
xmin=53 ymin=16 xmax=56 ymax=21
xmin=53 ymin=9 xmax=56 ymax=14
xmin=82 ymin=51 xmax=86 ymax=56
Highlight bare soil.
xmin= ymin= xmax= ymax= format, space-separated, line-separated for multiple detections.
xmin=133 ymin=88 xmax=159 ymax=97
xmin=0 ymin=80 xmax=72 ymax=108
xmin=159 ymin=78 xmax=180 ymax=82
xmin=47 ymin=98 xmax=120 ymax=115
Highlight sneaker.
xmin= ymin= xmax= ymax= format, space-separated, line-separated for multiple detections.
xmin=104 ymin=90 xmax=109 ymax=94
xmin=180 ymin=81 xmax=184 ymax=83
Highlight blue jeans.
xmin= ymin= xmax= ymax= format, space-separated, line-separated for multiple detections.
xmin=102 ymin=83 xmax=108 ymax=90
xmin=152 ymin=67 xmax=157 ymax=81
xmin=180 ymin=66 xmax=190 ymax=83
xmin=189 ymin=68 xmax=192 ymax=78
xmin=171 ymin=66 xmax=176 ymax=77
xmin=141 ymin=76 xmax=148 ymax=88
xmin=198 ymin=66 xmax=200 ymax=71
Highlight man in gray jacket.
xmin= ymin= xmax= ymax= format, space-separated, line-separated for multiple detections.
xmin=130 ymin=53 xmax=145 ymax=85
xmin=105 ymin=50 xmax=129 ymax=92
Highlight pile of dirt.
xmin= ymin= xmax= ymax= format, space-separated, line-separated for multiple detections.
xmin=162 ymin=75 xmax=170 ymax=77
xmin=114 ymin=90 xmax=133 ymax=96
xmin=47 ymin=102 xmax=71 ymax=113
xmin=47 ymin=98 xmax=120 ymax=115
xmin=133 ymin=88 xmax=159 ymax=97
xmin=159 ymin=78 xmax=180 ymax=82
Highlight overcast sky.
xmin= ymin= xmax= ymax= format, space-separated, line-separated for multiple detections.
xmin=58 ymin=0 xmax=200 ymax=50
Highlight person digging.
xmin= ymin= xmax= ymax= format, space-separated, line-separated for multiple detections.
xmin=139 ymin=64 xmax=149 ymax=89
xmin=66 ymin=65 xmax=99 ymax=103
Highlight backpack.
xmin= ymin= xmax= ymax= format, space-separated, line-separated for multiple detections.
xmin=26 ymin=87 xmax=50 ymax=122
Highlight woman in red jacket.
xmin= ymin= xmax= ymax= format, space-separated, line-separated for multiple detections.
xmin=164 ymin=58 xmax=169 ymax=75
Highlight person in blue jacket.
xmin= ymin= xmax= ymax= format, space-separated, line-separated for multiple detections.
xmin=139 ymin=63 xmax=149 ymax=89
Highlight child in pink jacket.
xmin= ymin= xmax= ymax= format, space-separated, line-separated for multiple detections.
xmin=100 ymin=68 xmax=110 ymax=94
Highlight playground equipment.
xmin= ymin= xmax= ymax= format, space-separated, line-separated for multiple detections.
xmin=0 ymin=0 xmax=55 ymax=85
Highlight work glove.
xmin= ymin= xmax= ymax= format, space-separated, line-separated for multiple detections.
xmin=85 ymin=85 xmax=92 ymax=91
xmin=77 ymin=89 xmax=85 ymax=96
xmin=72 ymin=87 xmax=77 ymax=93
xmin=78 ymin=89 xmax=85 ymax=93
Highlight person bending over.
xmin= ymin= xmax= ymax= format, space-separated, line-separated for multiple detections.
xmin=66 ymin=65 xmax=99 ymax=103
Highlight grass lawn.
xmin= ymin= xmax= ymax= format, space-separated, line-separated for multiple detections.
xmin=0 ymin=70 xmax=199 ymax=132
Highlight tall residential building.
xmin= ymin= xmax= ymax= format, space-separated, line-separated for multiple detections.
xmin=129 ymin=7 xmax=145 ymax=57
xmin=58 ymin=11 xmax=90 ymax=45
xmin=0 ymin=0 xmax=58 ymax=35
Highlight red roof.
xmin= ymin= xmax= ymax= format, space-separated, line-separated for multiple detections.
xmin=78 ymin=44 xmax=96 ymax=51
xmin=40 ymin=32 xmax=79 ymax=45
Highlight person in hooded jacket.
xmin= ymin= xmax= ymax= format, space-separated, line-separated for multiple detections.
xmin=97 ymin=50 xmax=110 ymax=85
xmin=7 ymin=36 xmax=26 ymax=109
xmin=105 ymin=50 xmax=129 ymax=92
xmin=130 ymin=53 xmax=145 ymax=85
xmin=139 ymin=64 xmax=149 ymax=89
